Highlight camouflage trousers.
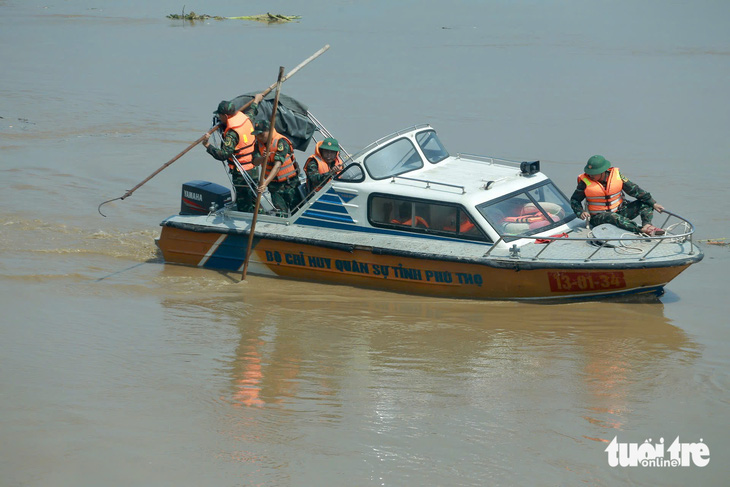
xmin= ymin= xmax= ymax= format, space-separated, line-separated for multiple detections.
xmin=230 ymin=167 xmax=259 ymax=213
xmin=268 ymin=177 xmax=302 ymax=215
xmin=589 ymin=200 xmax=654 ymax=233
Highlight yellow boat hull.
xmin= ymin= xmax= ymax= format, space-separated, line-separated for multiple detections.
xmin=157 ymin=226 xmax=694 ymax=301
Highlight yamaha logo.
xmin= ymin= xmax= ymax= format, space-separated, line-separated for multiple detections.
xmin=183 ymin=190 xmax=203 ymax=202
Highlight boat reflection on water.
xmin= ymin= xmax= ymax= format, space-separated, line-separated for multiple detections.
xmin=158 ymin=275 xmax=699 ymax=460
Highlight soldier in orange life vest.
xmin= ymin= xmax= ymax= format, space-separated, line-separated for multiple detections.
xmin=391 ymin=202 xmax=429 ymax=228
xmin=251 ymin=119 xmax=302 ymax=214
xmin=570 ymin=155 xmax=666 ymax=236
xmin=202 ymin=93 xmax=263 ymax=212
xmin=304 ymin=137 xmax=343 ymax=193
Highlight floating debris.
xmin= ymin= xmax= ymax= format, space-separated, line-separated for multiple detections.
xmin=166 ymin=11 xmax=224 ymax=21
xmin=227 ymin=13 xmax=301 ymax=23
xmin=698 ymin=238 xmax=729 ymax=246
xmin=167 ymin=10 xmax=300 ymax=23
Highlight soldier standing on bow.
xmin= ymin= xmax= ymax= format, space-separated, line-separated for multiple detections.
xmin=202 ymin=93 xmax=263 ymax=212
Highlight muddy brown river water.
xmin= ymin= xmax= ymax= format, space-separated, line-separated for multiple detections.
xmin=1 ymin=1 xmax=728 ymax=485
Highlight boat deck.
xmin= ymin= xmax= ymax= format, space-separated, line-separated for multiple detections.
xmin=162 ymin=211 xmax=700 ymax=269
xmin=499 ymin=227 xmax=699 ymax=267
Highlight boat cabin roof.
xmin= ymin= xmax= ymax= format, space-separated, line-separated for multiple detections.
xmin=312 ymin=125 xmax=580 ymax=244
xmin=343 ymin=124 xmax=549 ymax=206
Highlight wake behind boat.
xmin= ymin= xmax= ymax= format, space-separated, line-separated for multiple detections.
xmin=156 ymin=99 xmax=703 ymax=301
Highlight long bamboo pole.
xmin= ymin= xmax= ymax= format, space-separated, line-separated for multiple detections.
xmin=98 ymin=44 xmax=330 ymax=217
xmin=241 ymin=66 xmax=285 ymax=281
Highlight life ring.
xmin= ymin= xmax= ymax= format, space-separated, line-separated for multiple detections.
xmin=523 ymin=202 xmax=565 ymax=219
xmin=502 ymin=202 xmax=564 ymax=232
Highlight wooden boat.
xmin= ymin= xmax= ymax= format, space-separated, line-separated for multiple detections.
xmin=156 ymin=119 xmax=703 ymax=301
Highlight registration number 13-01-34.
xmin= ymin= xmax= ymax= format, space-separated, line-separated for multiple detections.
xmin=547 ymin=271 xmax=627 ymax=292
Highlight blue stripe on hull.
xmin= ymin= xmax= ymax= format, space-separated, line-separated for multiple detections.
xmin=301 ymin=210 xmax=355 ymax=223
xmin=310 ymin=200 xmax=349 ymax=214
xmin=318 ymin=191 xmax=342 ymax=202
xmin=205 ymin=234 xmax=247 ymax=271
xmin=548 ymin=285 xmax=665 ymax=302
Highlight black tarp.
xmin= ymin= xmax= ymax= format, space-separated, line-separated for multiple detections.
xmin=228 ymin=92 xmax=317 ymax=152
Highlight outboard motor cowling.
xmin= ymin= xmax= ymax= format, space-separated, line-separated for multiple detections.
xmin=180 ymin=180 xmax=232 ymax=215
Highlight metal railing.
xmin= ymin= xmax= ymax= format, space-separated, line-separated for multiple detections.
xmin=389 ymin=175 xmax=466 ymax=194
xmin=483 ymin=210 xmax=697 ymax=262
xmin=307 ymin=110 xmax=353 ymax=161
xmin=456 ymin=153 xmax=528 ymax=169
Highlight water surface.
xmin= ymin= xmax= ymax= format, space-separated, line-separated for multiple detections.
xmin=1 ymin=1 xmax=728 ymax=485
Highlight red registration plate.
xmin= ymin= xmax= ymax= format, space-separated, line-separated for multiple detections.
xmin=548 ymin=271 xmax=627 ymax=293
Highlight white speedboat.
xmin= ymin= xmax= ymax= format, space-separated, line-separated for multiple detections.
xmin=157 ymin=116 xmax=702 ymax=301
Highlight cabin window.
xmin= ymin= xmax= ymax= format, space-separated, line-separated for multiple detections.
xmin=364 ymin=138 xmax=424 ymax=180
xmin=525 ymin=184 xmax=572 ymax=216
xmin=368 ymin=195 xmax=490 ymax=242
xmin=415 ymin=130 xmax=449 ymax=163
xmin=476 ymin=181 xmax=575 ymax=240
xmin=334 ymin=163 xmax=365 ymax=183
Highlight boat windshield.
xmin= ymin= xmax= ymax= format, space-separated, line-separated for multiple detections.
xmin=416 ymin=130 xmax=449 ymax=163
xmin=476 ymin=181 xmax=575 ymax=239
xmin=364 ymin=138 xmax=424 ymax=180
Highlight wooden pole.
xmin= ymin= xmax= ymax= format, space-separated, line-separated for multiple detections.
xmin=241 ymin=66 xmax=285 ymax=281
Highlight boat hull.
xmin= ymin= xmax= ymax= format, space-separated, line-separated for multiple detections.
xmin=156 ymin=225 xmax=697 ymax=301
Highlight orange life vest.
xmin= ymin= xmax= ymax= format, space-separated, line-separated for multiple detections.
xmin=579 ymin=167 xmax=624 ymax=214
xmin=308 ymin=140 xmax=343 ymax=175
xmin=503 ymin=212 xmax=546 ymax=224
xmin=305 ymin=141 xmax=343 ymax=191
xmin=257 ymin=129 xmax=298 ymax=182
xmin=392 ymin=216 xmax=429 ymax=228
xmin=223 ymin=112 xmax=255 ymax=171
xmin=444 ymin=218 xmax=476 ymax=233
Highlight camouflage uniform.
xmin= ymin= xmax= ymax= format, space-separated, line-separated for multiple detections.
xmin=305 ymin=159 xmax=329 ymax=191
xmin=305 ymin=137 xmax=342 ymax=193
xmin=205 ymin=102 xmax=259 ymax=212
xmin=570 ymin=172 xmax=657 ymax=233
xmin=253 ymin=135 xmax=302 ymax=214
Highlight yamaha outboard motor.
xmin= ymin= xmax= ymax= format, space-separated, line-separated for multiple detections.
xmin=180 ymin=180 xmax=232 ymax=215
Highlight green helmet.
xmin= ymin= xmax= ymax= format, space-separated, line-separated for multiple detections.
xmin=251 ymin=119 xmax=270 ymax=134
xmin=214 ymin=100 xmax=236 ymax=116
xmin=584 ymin=155 xmax=611 ymax=175
xmin=320 ymin=137 xmax=340 ymax=152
